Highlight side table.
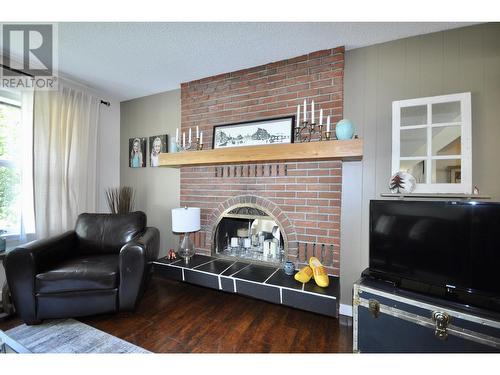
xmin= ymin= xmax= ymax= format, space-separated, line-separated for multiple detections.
xmin=0 ymin=251 xmax=14 ymax=321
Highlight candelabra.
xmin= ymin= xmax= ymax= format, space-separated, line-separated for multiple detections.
xmin=176 ymin=137 xmax=203 ymax=151
xmin=295 ymin=121 xmax=334 ymax=143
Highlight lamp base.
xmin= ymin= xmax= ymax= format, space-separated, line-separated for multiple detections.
xmin=178 ymin=233 xmax=195 ymax=263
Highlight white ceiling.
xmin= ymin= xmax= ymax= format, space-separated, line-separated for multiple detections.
xmin=52 ymin=22 xmax=474 ymax=101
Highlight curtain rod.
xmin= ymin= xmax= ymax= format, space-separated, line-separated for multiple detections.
xmin=0 ymin=63 xmax=33 ymax=78
xmin=2 ymin=63 xmax=111 ymax=106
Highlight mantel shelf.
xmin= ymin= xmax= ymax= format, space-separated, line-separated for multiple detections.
xmin=158 ymin=139 xmax=363 ymax=167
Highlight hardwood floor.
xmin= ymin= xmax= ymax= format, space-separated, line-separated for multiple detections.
xmin=0 ymin=276 xmax=353 ymax=353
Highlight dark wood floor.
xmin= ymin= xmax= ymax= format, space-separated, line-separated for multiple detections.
xmin=0 ymin=276 xmax=353 ymax=353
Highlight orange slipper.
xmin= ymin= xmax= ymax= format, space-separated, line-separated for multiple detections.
xmin=309 ymin=257 xmax=329 ymax=287
xmin=294 ymin=266 xmax=313 ymax=284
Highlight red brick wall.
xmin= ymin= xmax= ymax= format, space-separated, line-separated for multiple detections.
xmin=180 ymin=47 xmax=344 ymax=275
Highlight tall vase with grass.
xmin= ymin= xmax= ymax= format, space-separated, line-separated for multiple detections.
xmin=105 ymin=187 xmax=135 ymax=214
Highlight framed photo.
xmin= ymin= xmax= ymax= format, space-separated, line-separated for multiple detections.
xmin=129 ymin=137 xmax=147 ymax=168
xmin=448 ymin=166 xmax=461 ymax=183
xmin=212 ymin=116 xmax=295 ymax=149
xmin=149 ymin=134 xmax=168 ymax=167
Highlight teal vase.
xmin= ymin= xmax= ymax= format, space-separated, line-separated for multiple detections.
xmin=335 ymin=119 xmax=354 ymax=140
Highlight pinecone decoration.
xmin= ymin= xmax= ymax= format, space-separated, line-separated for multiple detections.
xmin=390 ymin=173 xmax=404 ymax=193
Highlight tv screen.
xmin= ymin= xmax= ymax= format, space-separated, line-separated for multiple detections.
xmin=369 ymin=200 xmax=500 ymax=309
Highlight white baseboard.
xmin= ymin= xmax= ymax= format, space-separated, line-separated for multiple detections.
xmin=339 ymin=303 xmax=353 ymax=317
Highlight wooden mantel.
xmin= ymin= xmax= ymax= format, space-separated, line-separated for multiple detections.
xmin=158 ymin=139 xmax=363 ymax=167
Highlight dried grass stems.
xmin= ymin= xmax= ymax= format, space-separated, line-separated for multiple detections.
xmin=105 ymin=187 xmax=135 ymax=214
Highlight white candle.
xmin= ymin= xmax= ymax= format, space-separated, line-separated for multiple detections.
xmin=327 ymin=116 xmax=331 ymax=132
xmin=200 ymin=131 xmax=203 ymax=145
xmin=182 ymin=132 xmax=186 ymax=148
xmin=320 ymin=109 xmax=323 ymax=126
xmin=231 ymin=237 xmax=239 ymax=248
xmin=303 ymin=99 xmax=307 ymax=122
xmin=176 ymin=128 xmax=179 ymax=143
xmin=188 ymin=128 xmax=192 ymax=143
xmin=311 ymin=100 xmax=315 ymax=124
xmin=296 ymin=105 xmax=300 ymax=123
xmin=196 ymin=126 xmax=199 ymax=138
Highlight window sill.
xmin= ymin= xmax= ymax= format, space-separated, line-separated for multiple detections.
xmin=2 ymin=233 xmax=36 ymax=251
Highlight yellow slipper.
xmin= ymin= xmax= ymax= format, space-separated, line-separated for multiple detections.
xmin=309 ymin=257 xmax=329 ymax=287
xmin=294 ymin=266 xmax=313 ymax=284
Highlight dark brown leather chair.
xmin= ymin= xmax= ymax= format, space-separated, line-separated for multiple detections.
xmin=5 ymin=211 xmax=159 ymax=325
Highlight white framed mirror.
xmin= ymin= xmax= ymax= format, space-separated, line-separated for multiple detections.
xmin=392 ymin=92 xmax=471 ymax=194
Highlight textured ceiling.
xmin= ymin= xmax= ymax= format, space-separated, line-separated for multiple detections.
xmin=49 ymin=22 xmax=475 ymax=100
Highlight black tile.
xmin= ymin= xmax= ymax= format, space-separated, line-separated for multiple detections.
xmin=303 ymin=276 xmax=340 ymax=298
xmin=266 ymin=269 xmax=303 ymax=290
xmin=184 ymin=269 xmax=219 ymax=290
xmin=220 ymin=262 xmax=250 ymax=276
xmin=154 ymin=257 xmax=183 ymax=265
xmin=220 ymin=276 xmax=235 ymax=293
xmin=232 ymin=264 xmax=278 ymax=283
xmin=235 ymin=280 xmax=280 ymax=304
xmin=154 ymin=263 xmax=183 ymax=281
xmin=282 ymin=288 xmax=337 ymax=317
xmin=181 ymin=254 xmax=217 ymax=269
xmin=195 ymin=259 xmax=236 ymax=275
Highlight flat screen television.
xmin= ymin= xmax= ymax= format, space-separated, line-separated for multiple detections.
xmin=366 ymin=200 xmax=500 ymax=313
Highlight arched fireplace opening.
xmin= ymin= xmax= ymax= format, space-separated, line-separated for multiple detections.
xmin=212 ymin=204 xmax=288 ymax=265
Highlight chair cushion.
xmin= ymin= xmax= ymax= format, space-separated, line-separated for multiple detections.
xmin=75 ymin=211 xmax=146 ymax=255
xmin=35 ymin=255 xmax=119 ymax=294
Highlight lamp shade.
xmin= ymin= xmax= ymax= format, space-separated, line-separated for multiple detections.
xmin=172 ymin=207 xmax=201 ymax=233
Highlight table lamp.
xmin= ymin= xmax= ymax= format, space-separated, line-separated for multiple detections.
xmin=172 ymin=207 xmax=201 ymax=263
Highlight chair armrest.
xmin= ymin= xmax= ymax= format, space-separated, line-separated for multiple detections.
xmin=136 ymin=227 xmax=160 ymax=263
xmin=5 ymin=230 xmax=77 ymax=322
xmin=118 ymin=227 xmax=160 ymax=310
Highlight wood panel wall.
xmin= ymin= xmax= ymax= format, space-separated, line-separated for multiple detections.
xmin=340 ymin=23 xmax=500 ymax=306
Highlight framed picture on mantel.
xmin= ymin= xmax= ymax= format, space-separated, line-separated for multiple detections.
xmin=212 ymin=116 xmax=295 ymax=149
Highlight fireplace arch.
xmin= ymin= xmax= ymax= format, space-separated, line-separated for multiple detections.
xmin=207 ymin=195 xmax=298 ymax=263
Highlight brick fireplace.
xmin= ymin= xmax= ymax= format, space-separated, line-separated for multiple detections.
xmin=180 ymin=47 xmax=344 ymax=275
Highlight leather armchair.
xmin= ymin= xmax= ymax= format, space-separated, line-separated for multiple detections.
xmin=5 ymin=211 xmax=159 ymax=325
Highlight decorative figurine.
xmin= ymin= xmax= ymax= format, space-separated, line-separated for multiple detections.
xmin=283 ymin=261 xmax=295 ymax=276
xmin=389 ymin=171 xmax=416 ymax=194
xmin=168 ymin=249 xmax=177 ymax=260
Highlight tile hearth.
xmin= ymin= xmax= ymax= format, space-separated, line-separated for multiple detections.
xmin=154 ymin=254 xmax=339 ymax=317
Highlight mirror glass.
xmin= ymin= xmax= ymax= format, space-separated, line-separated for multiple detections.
xmin=432 ymin=126 xmax=461 ymax=156
xmin=432 ymin=159 xmax=461 ymax=184
xmin=400 ymin=160 xmax=426 ymax=183
xmin=401 ymin=105 xmax=427 ymax=127
xmin=401 ymin=128 xmax=427 ymax=157
xmin=432 ymin=101 xmax=461 ymax=124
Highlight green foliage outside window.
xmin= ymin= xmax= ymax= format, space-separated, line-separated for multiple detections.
xmin=0 ymin=103 xmax=21 ymax=230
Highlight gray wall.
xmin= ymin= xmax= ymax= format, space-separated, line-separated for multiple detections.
xmin=120 ymin=90 xmax=181 ymax=257
xmin=340 ymin=23 xmax=500 ymax=306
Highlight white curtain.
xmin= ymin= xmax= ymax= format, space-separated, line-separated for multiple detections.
xmin=34 ymin=83 xmax=100 ymax=238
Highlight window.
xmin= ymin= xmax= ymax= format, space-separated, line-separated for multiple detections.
xmin=0 ymin=89 xmax=35 ymax=245
xmin=392 ymin=92 xmax=472 ymax=194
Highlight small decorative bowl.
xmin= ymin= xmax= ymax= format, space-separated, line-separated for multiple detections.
xmin=283 ymin=261 xmax=295 ymax=276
